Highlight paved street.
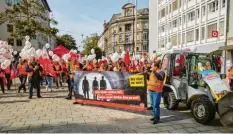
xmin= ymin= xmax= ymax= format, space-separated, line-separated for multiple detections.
xmin=0 ymin=86 xmax=233 ymax=133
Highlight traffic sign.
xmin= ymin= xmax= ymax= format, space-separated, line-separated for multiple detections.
xmin=212 ymin=31 xmax=218 ymax=38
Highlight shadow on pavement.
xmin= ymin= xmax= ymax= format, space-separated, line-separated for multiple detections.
xmin=0 ymin=100 xmax=30 ymax=104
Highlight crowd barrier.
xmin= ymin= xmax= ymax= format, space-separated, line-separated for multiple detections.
xmin=73 ymin=71 xmax=148 ymax=111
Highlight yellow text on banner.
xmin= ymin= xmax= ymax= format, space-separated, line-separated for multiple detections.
xmin=129 ymin=75 xmax=145 ymax=87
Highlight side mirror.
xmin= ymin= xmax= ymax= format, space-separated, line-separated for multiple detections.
xmin=198 ymin=74 xmax=202 ymax=80
xmin=220 ymin=74 xmax=226 ymax=79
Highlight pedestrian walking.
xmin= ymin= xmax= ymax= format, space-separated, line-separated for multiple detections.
xmin=147 ymin=60 xmax=165 ymax=124
xmin=26 ymin=58 xmax=43 ymax=99
xmin=17 ymin=58 xmax=27 ymax=93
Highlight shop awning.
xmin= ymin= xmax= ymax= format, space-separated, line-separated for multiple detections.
xmin=219 ymin=45 xmax=233 ymax=50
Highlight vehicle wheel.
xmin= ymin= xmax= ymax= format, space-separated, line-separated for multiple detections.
xmin=191 ymin=97 xmax=216 ymax=124
xmin=163 ymin=91 xmax=179 ymax=110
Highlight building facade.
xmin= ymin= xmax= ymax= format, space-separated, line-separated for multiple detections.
xmin=103 ymin=3 xmax=149 ymax=55
xmin=149 ymin=0 xmax=227 ymax=54
xmin=0 ymin=0 xmax=55 ymax=51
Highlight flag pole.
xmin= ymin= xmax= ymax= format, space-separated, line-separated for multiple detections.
xmin=134 ymin=0 xmax=138 ymax=56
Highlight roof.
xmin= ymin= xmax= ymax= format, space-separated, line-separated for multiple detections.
xmin=41 ymin=0 xmax=51 ymax=12
xmin=137 ymin=8 xmax=149 ymax=15
xmin=108 ymin=8 xmax=148 ymax=22
xmin=110 ymin=13 xmax=121 ymax=21
xmin=122 ymin=3 xmax=135 ymax=9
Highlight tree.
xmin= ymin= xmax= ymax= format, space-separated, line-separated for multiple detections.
xmin=82 ymin=35 xmax=104 ymax=59
xmin=56 ymin=34 xmax=77 ymax=50
xmin=0 ymin=0 xmax=58 ymax=39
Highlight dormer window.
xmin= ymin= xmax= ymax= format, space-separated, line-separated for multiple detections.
xmin=126 ymin=9 xmax=131 ymax=16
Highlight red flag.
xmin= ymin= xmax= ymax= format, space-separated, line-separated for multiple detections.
xmin=38 ymin=56 xmax=57 ymax=78
xmin=124 ymin=51 xmax=130 ymax=65
xmin=10 ymin=66 xmax=17 ymax=79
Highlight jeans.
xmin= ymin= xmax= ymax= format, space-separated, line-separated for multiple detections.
xmin=149 ymin=91 xmax=153 ymax=107
xmin=150 ymin=91 xmax=162 ymax=121
xmin=19 ymin=75 xmax=27 ymax=92
xmin=46 ymin=76 xmax=53 ymax=88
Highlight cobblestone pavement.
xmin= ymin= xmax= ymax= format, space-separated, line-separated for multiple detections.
xmin=0 ymin=86 xmax=233 ymax=133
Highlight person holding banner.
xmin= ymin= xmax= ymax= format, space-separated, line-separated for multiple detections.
xmin=147 ymin=60 xmax=165 ymax=124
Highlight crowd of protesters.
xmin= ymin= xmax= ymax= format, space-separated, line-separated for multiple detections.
xmin=0 ymin=56 xmax=155 ymax=99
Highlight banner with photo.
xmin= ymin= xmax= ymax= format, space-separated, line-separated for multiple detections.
xmin=73 ymin=71 xmax=147 ymax=111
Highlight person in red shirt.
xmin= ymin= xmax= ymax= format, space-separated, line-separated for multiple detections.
xmin=0 ymin=67 xmax=5 ymax=93
xmin=17 ymin=58 xmax=27 ymax=93
xmin=4 ymin=64 xmax=12 ymax=90
xmin=53 ymin=61 xmax=62 ymax=89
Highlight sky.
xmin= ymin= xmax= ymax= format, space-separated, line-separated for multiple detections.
xmin=47 ymin=0 xmax=149 ymax=50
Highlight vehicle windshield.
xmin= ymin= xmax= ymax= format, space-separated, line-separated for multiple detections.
xmin=187 ymin=54 xmax=214 ymax=74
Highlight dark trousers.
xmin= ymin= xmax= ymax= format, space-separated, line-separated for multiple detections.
xmin=67 ymin=79 xmax=73 ymax=97
xmin=230 ymin=80 xmax=233 ymax=91
xmin=0 ymin=77 xmax=5 ymax=93
xmin=19 ymin=75 xmax=27 ymax=92
xmin=28 ymin=78 xmax=41 ymax=97
xmin=56 ymin=74 xmax=62 ymax=88
xmin=5 ymin=74 xmax=12 ymax=90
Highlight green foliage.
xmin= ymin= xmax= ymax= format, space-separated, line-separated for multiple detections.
xmin=82 ymin=35 xmax=104 ymax=59
xmin=56 ymin=34 xmax=77 ymax=50
xmin=0 ymin=0 xmax=58 ymax=39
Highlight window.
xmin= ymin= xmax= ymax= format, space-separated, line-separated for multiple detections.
xmin=137 ymin=23 xmax=139 ymax=29
xmin=119 ymin=27 xmax=122 ymax=32
xmin=178 ymin=34 xmax=182 ymax=44
xmin=172 ymin=0 xmax=178 ymax=11
xmin=144 ymin=21 xmax=148 ymax=29
xmin=196 ymin=29 xmax=199 ymax=41
xmin=160 ymin=25 xmax=165 ymax=32
xmin=196 ymin=9 xmax=200 ymax=18
xmin=208 ymin=0 xmax=218 ymax=13
xmin=183 ymin=15 xmax=186 ymax=23
xmin=5 ymin=0 xmax=12 ymax=6
xmin=159 ymin=39 xmax=164 ymax=48
xmin=222 ymin=0 xmax=226 ymax=8
xmin=8 ymin=38 xmax=14 ymax=46
xmin=119 ymin=34 xmax=123 ymax=43
xmin=187 ymin=11 xmax=195 ymax=21
xmin=143 ymin=43 xmax=148 ymax=51
xmin=201 ymin=27 xmax=205 ymax=39
xmin=171 ymin=35 xmax=177 ymax=46
xmin=125 ymin=34 xmax=132 ymax=43
xmin=32 ymin=35 xmax=36 ymax=40
xmin=187 ymin=30 xmax=194 ymax=42
xmin=125 ymin=24 xmax=131 ymax=32
xmin=16 ymin=39 xmax=22 ymax=46
xmin=182 ymin=33 xmax=185 ymax=43
xmin=220 ymin=21 xmax=224 ymax=36
xmin=160 ymin=8 xmax=165 ymax=18
xmin=7 ymin=24 xmax=13 ymax=32
xmin=172 ymin=19 xmax=178 ymax=28
xmin=126 ymin=9 xmax=131 ymax=16
xmin=207 ymin=23 xmax=217 ymax=38
xmin=179 ymin=17 xmax=181 ymax=25
xmin=202 ymin=6 xmax=206 ymax=16
xmin=143 ymin=32 xmax=148 ymax=40
xmin=14 ymin=0 xmax=20 ymax=4
xmin=136 ymin=46 xmax=139 ymax=52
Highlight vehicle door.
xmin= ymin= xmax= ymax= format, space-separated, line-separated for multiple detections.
xmin=171 ymin=53 xmax=188 ymax=100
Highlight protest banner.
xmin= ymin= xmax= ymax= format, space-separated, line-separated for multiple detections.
xmin=73 ymin=71 xmax=147 ymax=111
